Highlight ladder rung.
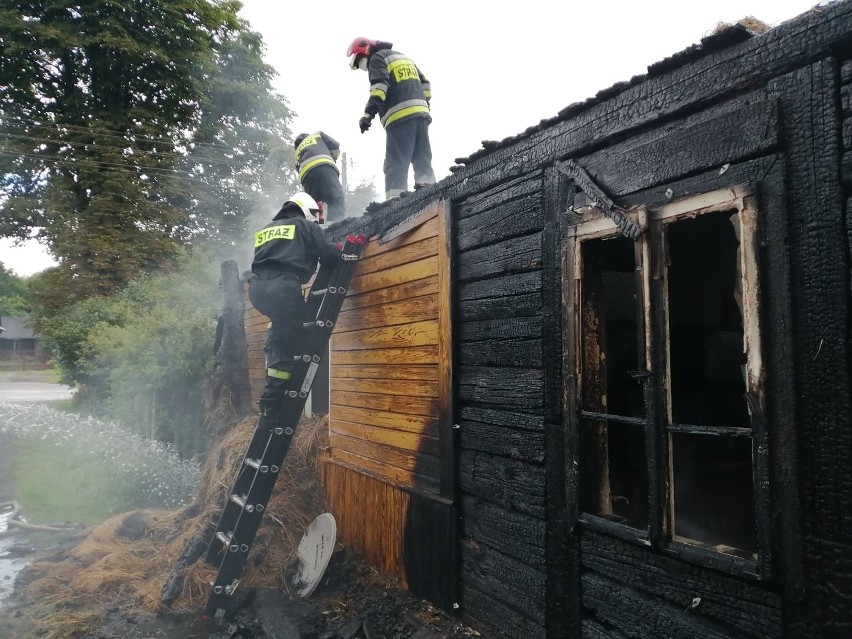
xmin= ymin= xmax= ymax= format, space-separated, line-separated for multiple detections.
xmin=303 ymin=320 xmax=332 ymax=328
xmin=293 ymin=354 xmax=311 ymax=362
xmin=245 ymin=458 xmax=261 ymax=469
xmin=310 ymin=288 xmax=327 ymax=297
xmin=230 ymin=494 xmax=246 ymax=508
xmin=215 ymin=531 xmax=232 ymax=545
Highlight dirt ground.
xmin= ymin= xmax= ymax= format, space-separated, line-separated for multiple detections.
xmin=2 ymin=547 xmax=481 ymax=639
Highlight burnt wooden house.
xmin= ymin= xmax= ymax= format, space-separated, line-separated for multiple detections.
xmin=245 ymin=5 xmax=852 ymax=637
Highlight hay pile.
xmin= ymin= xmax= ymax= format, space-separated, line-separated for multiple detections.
xmin=17 ymin=413 xmax=330 ymax=629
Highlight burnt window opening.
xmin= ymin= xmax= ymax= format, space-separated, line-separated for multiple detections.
xmin=571 ymin=187 xmax=765 ymax=568
xmin=665 ymin=211 xmax=755 ymax=557
xmin=578 ymin=235 xmax=648 ymax=528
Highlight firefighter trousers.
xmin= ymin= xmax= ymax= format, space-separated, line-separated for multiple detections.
xmin=383 ymin=117 xmax=435 ymax=199
xmin=302 ymin=164 xmax=346 ymax=222
xmin=248 ymin=271 xmax=306 ymax=405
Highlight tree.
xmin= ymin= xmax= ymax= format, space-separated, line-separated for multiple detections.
xmin=0 ymin=0 xmax=297 ymax=312
xmin=0 ymin=261 xmax=30 ymax=316
xmin=346 ymin=181 xmax=379 ymax=218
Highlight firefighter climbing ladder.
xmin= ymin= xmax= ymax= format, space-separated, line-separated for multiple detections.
xmin=204 ymin=234 xmax=366 ymax=618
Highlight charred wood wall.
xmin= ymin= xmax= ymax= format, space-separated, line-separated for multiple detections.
xmin=316 ymin=4 xmax=852 ymax=638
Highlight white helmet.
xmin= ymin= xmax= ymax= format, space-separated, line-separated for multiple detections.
xmin=277 ymin=192 xmax=324 ymax=224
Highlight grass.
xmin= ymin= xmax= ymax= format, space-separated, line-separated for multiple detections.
xmin=0 ymin=365 xmax=61 ymax=383
xmin=13 ymin=438 xmax=129 ymax=526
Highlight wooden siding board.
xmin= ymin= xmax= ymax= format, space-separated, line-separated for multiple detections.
xmin=461 ymin=541 xmax=547 ymax=625
xmin=582 ymin=573 xmax=750 ymax=639
xmin=458 ymin=232 xmax=543 ymax=282
xmin=458 ymin=449 xmax=546 ymax=519
xmin=461 ymin=495 xmax=546 ymax=570
xmin=458 ymin=419 xmax=545 ymax=463
xmin=459 ymin=339 xmax=543 ymax=368
xmin=330 ymin=419 xmax=440 ymax=455
xmin=461 ymin=584 xmax=546 ymax=639
xmin=582 ymin=531 xmax=782 ymax=639
xmin=329 ymin=438 xmax=441 ymax=493
xmin=329 ymin=389 xmax=438 ymax=417
xmin=330 ymin=377 xmax=438 ymax=396
xmin=457 ymin=198 xmax=544 ymax=251
xmin=459 ymin=366 xmax=544 ymax=409
xmin=342 ymin=278 xmax=439 ymax=311
xmin=457 ymin=173 xmax=543 ymax=220
xmin=330 ymin=345 xmax=438 ymax=365
xmin=335 ymin=294 xmax=438 ymax=332
xmin=356 ymin=235 xmax=439 ymax=277
xmin=331 ymin=320 xmax=438 ymax=351
xmin=578 ymin=96 xmax=778 ymax=197
xmin=331 ymin=364 xmax=438 ymax=382
xmin=458 ymin=270 xmax=542 ymax=301
xmin=349 ymin=257 xmax=438 ymax=296
xmin=330 ymin=405 xmax=439 ymax=437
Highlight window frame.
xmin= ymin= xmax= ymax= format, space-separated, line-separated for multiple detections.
xmin=563 ymin=185 xmax=772 ymax=579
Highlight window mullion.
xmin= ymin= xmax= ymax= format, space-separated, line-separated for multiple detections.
xmin=645 ymin=214 xmax=668 ymax=547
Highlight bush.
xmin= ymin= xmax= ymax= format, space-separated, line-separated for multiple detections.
xmin=37 ymin=251 xmax=221 ymax=458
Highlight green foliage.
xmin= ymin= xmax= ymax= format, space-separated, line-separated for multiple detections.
xmin=38 ymin=252 xmax=220 ymax=457
xmin=0 ymin=0 xmax=297 ymax=310
xmin=0 ymin=260 xmax=30 ymax=316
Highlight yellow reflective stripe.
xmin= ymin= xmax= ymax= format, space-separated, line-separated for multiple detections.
xmin=387 ymin=58 xmax=418 ymax=82
xmin=267 ymin=321 xmax=272 ymax=329
xmin=370 ymin=88 xmax=386 ymax=100
xmin=298 ymin=156 xmax=336 ymax=181
xmin=295 ymin=134 xmax=319 ymax=163
xmin=267 ymin=368 xmax=291 ymax=380
xmin=422 ymin=89 xmax=432 ymax=99
xmin=384 ymin=104 xmax=430 ymax=127
xmin=254 ymin=224 xmax=296 ymax=247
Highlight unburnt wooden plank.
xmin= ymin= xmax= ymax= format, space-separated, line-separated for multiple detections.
xmin=330 ymin=389 xmax=438 ymax=417
xmin=342 ymin=277 xmax=439 ymax=312
xmin=331 ymin=448 xmax=438 ymax=496
xmin=330 ymin=345 xmax=438 ymax=365
xmin=330 ymin=364 xmax=438 ymax=381
xmin=331 ymin=419 xmax=440 ymax=455
xmin=330 ymin=433 xmax=438 ymax=475
xmin=330 ymin=377 xmax=438 ymax=397
xmin=349 ymin=257 xmax=438 ymax=296
xmin=335 ymin=294 xmax=438 ymax=332
xmin=360 ymin=211 xmax=439 ymax=259
xmin=331 ymin=320 xmax=438 ymax=351
xmin=357 ymin=236 xmax=439 ymax=277
xmin=331 ymin=405 xmax=439 ymax=437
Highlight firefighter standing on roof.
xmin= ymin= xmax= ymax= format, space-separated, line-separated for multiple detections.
xmin=347 ymin=38 xmax=436 ymax=200
xmin=294 ymin=131 xmax=347 ymax=222
xmin=249 ymin=192 xmax=341 ymax=431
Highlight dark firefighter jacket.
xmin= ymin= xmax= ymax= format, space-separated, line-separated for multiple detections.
xmin=252 ymin=212 xmax=341 ymax=283
xmin=364 ymin=41 xmax=431 ymax=129
xmin=295 ymin=131 xmax=341 ymax=182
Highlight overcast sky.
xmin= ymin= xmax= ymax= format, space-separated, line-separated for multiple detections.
xmin=0 ymin=0 xmax=822 ymax=276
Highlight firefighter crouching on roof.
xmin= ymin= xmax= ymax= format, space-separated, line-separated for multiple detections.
xmin=249 ymin=192 xmax=342 ymax=431
xmin=294 ymin=131 xmax=347 ymax=223
xmin=347 ymin=38 xmax=436 ymax=200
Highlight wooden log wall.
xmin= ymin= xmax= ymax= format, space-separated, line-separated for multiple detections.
xmin=453 ymin=173 xmax=552 ymax=638
xmin=324 ymin=201 xmax=456 ymax=606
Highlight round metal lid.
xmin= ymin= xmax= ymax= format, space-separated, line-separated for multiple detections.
xmin=294 ymin=512 xmax=337 ymax=597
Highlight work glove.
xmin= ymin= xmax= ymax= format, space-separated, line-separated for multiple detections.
xmin=359 ymin=113 xmax=373 ymax=133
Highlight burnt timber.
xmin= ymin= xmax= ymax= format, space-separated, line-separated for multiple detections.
xmin=244 ymin=4 xmax=852 ymax=638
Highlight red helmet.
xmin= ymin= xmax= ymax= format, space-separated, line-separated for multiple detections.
xmin=347 ymin=37 xmax=376 ymax=69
